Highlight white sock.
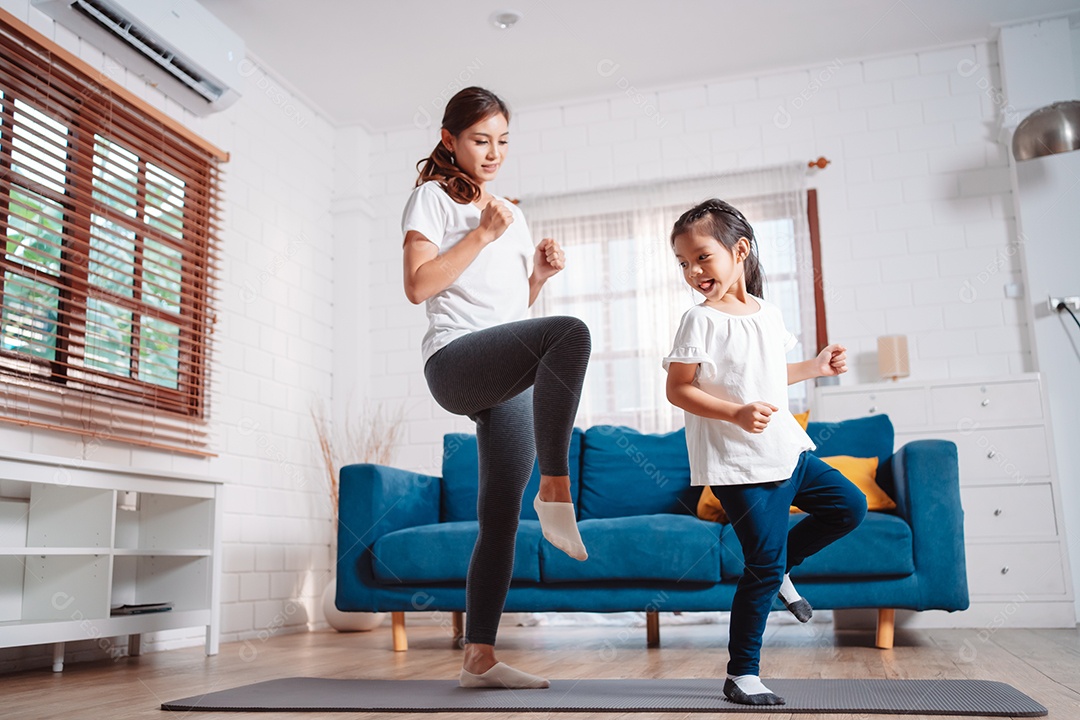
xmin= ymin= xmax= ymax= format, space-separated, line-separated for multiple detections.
xmin=533 ymin=495 xmax=588 ymax=561
xmin=779 ymin=573 xmax=801 ymax=603
xmin=459 ymin=661 xmax=550 ymax=689
xmin=729 ymin=674 xmax=774 ymax=696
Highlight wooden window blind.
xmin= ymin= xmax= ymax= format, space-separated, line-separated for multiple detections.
xmin=0 ymin=10 xmax=227 ymax=455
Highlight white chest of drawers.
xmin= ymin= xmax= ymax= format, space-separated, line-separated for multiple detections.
xmin=815 ymin=373 xmax=1075 ymax=629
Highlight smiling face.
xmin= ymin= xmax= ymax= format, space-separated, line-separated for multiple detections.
xmin=442 ymin=112 xmax=509 ymax=191
xmin=672 ymin=229 xmax=750 ymax=303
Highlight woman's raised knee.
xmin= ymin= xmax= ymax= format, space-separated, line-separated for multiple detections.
xmin=551 ymin=316 xmax=591 ymax=354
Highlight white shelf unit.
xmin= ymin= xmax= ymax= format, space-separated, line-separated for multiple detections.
xmin=815 ymin=372 xmax=1076 ymax=629
xmin=0 ymin=450 xmax=222 ymax=671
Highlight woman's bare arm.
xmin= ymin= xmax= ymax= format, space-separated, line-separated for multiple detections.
xmin=403 ymin=229 xmax=489 ymax=304
xmin=402 ymin=199 xmax=513 ymax=304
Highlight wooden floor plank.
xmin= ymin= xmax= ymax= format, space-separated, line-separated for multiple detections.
xmin=930 ymin=628 xmax=1080 ymax=719
xmin=0 ymin=620 xmax=1074 ymax=719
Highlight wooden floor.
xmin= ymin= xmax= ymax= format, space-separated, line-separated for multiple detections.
xmin=3 ymin=619 xmax=1080 ymax=719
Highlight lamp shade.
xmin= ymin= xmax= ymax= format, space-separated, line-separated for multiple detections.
xmin=1012 ymin=100 xmax=1080 ymax=161
xmin=878 ymin=335 xmax=910 ymax=381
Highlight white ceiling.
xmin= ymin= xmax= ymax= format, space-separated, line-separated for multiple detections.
xmin=198 ymin=0 xmax=1080 ymax=132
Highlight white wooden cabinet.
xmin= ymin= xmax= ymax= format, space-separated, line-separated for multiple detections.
xmin=815 ymin=373 xmax=1076 ymax=628
xmin=0 ymin=450 xmax=222 ymax=671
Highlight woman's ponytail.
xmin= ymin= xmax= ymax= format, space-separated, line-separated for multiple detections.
xmin=416 ymin=141 xmax=481 ymax=205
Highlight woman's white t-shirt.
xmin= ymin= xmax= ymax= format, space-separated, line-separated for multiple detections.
xmin=401 ymin=181 xmax=534 ymax=364
xmin=662 ymin=297 xmax=814 ymax=487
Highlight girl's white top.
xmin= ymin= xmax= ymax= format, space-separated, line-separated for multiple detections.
xmin=662 ymin=297 xmax=814 ymax=487
xmin=402 ymin=181 xmax=534 ymax=364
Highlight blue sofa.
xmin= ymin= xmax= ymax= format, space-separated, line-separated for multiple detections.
xmin=336 ymin=415 xmax=968 ymax=651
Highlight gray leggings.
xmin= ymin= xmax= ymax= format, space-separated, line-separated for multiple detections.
xmin=424 ymin=316 xmax=591 ymax=645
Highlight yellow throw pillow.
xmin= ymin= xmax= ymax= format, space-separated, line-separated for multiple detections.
xmin=696 ymin=454 xmax=896 ymax=523
xmin=815 ymin=455 xmax=896 ymax=511
xmin=793 ymin=410 xmax=810 ymax=430
xmin=697 ymin=484 xmax=800 ymax=523
xmin=697 ymin=485 xmax=728 ymax=523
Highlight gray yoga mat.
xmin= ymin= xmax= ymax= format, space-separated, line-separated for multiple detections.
xmin=162 ymin=677 xmax=1047 ymax=715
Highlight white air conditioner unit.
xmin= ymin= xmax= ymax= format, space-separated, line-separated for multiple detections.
xmin=31 ymin=0 xmax=244 ymax=115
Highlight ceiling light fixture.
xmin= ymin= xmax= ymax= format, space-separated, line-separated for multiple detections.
xmin=490 ymin=10 xmax=523 ymax=30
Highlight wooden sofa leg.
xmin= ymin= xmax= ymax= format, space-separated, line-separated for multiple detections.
xmin=452 ymin=611 xmax=464 ymax=648
xmin=646 ymin=611 xmax=660 ymax=648
xmin=876 ymin=608 xmax=895 ymax=649
xmin=392 ymin=612 xmax=408 ymax=652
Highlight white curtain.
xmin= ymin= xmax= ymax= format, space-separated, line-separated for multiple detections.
xmin=519 ymin=163 xmax=814 ymax=432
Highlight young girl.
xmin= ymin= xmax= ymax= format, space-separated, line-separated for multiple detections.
xmin=402 ymin=87 xmax=591 ymax=690
xmin=662 ymin=199 xmax=867 ymax=706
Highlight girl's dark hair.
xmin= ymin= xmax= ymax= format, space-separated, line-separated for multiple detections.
xmin=415 ymin=86 xmax=510 ymax=205
xmin=670 ymin=198 xmax=765 ymax=298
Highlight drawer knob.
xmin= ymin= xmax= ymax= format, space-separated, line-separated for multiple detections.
xmin=987 ymin=450 xmax=996 ymax=459
xmin=981 ymin=399 xmax=990 ymax=407
xmin=993 ymin=508 xmax=1003 ymax=516
xmin=1001 ymin=566 xmax=1009 ymax=575
xmin=868 ymin=406 xmax=877 ymax=414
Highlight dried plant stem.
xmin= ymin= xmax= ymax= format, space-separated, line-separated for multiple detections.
xmin=312 ymin=400 xmax=405 ymax=519
xmin=312 ymin=405 xmax=338 ymax=517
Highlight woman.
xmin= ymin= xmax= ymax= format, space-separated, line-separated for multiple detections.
xmin=402 ymin=86 xmax=591 ymax=689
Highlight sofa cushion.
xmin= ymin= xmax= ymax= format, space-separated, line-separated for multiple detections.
xmin=578 ymin=426 xmax=697 ymax=520
xmin=806 ymin=413 xmax=896 ymax=499
xmin=441 ymin=429 xmax=584 ymax=523
xmin=719 ymin=511 xmax=913 ymax=581
xmin=541 ymin=514 xmax=722 ymax=583
xmin=806 ymin=414 xmax=894 ymax=467
xmin=372 ymin=520 xmax=542 ymax=583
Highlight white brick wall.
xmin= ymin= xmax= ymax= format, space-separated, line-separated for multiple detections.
xmin=0 ymin=0 xmax=338 ymax=670
xmin=367 ymin=40 xmax=1026 ymax=477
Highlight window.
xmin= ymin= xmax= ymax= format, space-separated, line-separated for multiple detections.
xmin=0 ymin=13 xmax=225 ymax=453
xmin=523 ymin=165 xmax=824 ymax=432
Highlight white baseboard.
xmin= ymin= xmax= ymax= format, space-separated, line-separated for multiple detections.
xmin=835 ymin=602 xmax=1077 ymax=630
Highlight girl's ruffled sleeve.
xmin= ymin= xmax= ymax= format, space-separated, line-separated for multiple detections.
xmin=662 ymin=309 xmax=716 ymax=374
xmin=776 ymin=304 xmax=798 ymax=353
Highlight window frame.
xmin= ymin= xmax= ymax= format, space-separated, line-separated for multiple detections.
xmin=0 ymin=8 xmax=226 ymax=453
xmin=528 ymin=183 xmax=828 ymax=429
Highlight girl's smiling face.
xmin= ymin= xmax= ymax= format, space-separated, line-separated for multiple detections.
xmin=672 ymin=229 xmax=750 ymax=303
xmin=442 ymin=113 xmax=509 ymax=189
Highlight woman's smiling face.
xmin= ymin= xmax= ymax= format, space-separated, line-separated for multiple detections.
xmin=443 ymin=113 xmax=509 ymax=187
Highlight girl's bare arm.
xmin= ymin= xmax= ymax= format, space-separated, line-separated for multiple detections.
xmin=666 ymin=362 xmax=742 ymax=422
xmin=666 ymin=362 xmax=777 ymax=433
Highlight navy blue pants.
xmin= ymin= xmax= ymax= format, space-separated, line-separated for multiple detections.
xmin=712 ymin=451 xmax=868 ymax=676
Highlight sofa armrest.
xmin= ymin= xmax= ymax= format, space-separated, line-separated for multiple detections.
xmin=890 ymin=439 xmax=969 ymax=610
xmin=337 ymin=463 xmax=441 ymax=549
xmin=335 ymin=463 xmax=441 ymax=610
